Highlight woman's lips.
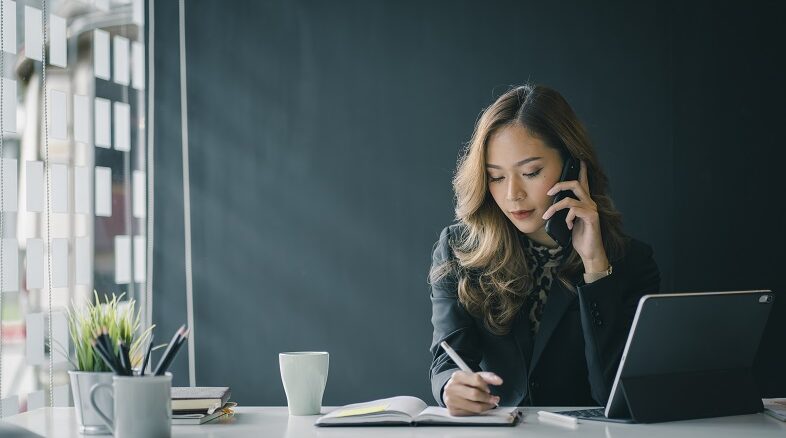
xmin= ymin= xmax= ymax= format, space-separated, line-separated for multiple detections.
xmin=511 ymin=209 xmax=534 ymax=220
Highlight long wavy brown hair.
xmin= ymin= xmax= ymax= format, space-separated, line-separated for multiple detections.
xmin=430 ymin=84 xmax=629 ymax=335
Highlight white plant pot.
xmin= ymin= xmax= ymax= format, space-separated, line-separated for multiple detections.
xmin=69 ymin=370 xmax=114 ymax=435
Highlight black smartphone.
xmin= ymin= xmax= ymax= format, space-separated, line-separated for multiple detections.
xmin=544 ymin=156 xmax=581 ymax=248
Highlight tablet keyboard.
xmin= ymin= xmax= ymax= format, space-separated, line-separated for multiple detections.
xmin=555 ymin=408 xmax=606 ymax=419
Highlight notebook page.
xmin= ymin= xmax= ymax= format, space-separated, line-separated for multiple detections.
xmin=320 ymin=396 xmax=427 ymax=422
xmin=415 ymin=406 xmax=520 ymax=424
xmin=317 ymin=396 xmax=427 ymax=425
xmin=386 ymin=396 xmax=429 ymax=417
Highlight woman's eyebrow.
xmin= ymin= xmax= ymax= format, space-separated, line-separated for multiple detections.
xmin=486 ymin=157 xmax=542 ymax=169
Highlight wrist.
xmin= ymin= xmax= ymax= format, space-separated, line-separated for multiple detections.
xmin=583 ymin=256 xmax=610 ymax=274
xmin=583 ymin=263 xmax=612 ymax=284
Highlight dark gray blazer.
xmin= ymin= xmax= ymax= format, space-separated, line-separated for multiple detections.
xmin=429 ymin=224 xmax=661 ymax=407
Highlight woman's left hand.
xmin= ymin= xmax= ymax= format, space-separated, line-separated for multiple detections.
xmin=541 ymin=160 xmax=609 ymax=273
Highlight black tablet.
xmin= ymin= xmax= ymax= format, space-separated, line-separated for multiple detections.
xmin=603 ymin=290 xmax=775 ymax=423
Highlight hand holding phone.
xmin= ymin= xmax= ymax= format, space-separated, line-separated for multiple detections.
xmin=544 ymin=156 xmax=581 ymax=248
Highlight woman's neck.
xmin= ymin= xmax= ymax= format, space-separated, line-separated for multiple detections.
xmin=524 ymin=227 xmax=560 ymax=249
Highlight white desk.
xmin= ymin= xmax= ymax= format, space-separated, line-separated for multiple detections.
xmin=2 ymin=406 xmax=785 ymax=437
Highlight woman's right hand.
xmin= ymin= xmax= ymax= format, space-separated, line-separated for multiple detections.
xmin=443 ymin=370 xmax=504 ymax=415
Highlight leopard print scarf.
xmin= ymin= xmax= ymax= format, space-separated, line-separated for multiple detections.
xmin=521 ymin=237 xmax=566 ymax=335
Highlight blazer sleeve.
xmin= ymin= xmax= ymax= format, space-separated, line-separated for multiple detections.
xmin=428 ymin=226 xmax=483 ymax=407
xmin=575 ymin=239 xmax=661 ymax=405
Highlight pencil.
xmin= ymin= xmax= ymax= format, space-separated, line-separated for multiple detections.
xmin=94 ymin=330 xmax=122 ymax=373
xmin=98 ymin=327 xmax=118 ymax=370
xmin=155 ymin=327 xmax=189 ymax=376
xmin=92 ymin=338 xmax=120 ymax=374
xmin=117 ymin=340 xmax=131 ymax=376
xmin=119 ymin=340 xmax=132 ymax=376
xmin=153 ymin=325 xmax=186 ymax=376
xmin=140 ymin=334 xmax=154 ymax=376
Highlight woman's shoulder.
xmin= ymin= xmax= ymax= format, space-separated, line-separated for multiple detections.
xmin=434 ymin=223 xmax=467 ymax=253
xmin=433 ymin=222 xmax=466 ymax=262
xmin=439 ymin=222 xmax=467 ymax=240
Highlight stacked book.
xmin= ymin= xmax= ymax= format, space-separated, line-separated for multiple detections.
xmin=763 ymin=398 xmax=786 ymax=422
xmin=172 ymin=387 xmax=234 ymax=425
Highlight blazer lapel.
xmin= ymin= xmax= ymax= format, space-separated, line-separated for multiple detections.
xmin=528 ymin=281 xmax=576 ymax=374
xmin=510 ymin=304 xmax=534 ymax=374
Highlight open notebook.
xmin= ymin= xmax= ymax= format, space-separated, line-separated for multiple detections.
xmin=315 ymin=396 xmax=521 ymax=426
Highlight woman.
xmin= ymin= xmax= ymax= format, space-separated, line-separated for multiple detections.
xmin=428 ymin=84 xmax=660 ymax=415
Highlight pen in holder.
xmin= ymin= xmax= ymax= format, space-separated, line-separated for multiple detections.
xmin=86 ymin=324 xmax=188 ymax=437
xmin=153 ymin=325 xmax=189 ymax=376
xmin=90 ymin=373 xmax=173 ymax=438
xmin=92 ymin=324 xmax=188 ymax=377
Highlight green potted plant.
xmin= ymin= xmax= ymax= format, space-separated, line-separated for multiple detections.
xmin=65 ymin=292 xmax=153 ymax=435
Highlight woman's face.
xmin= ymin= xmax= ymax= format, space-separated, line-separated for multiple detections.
xmin=485 ymin=123 xmax=564 ymax=246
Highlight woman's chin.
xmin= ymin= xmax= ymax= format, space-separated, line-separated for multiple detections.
xmin=509 ymin=219 xmax=544 ymax=235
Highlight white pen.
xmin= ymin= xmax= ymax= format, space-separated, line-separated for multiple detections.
xmin=440 ymin=341 xmax=499 ymax=408
xmin=439 ymin=341 xmax=472 ymax=372
xmin=537 ymin=410 xmax=579 ymax=425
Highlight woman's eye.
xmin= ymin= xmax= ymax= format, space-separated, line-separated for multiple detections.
xmin=524 ymin=169 xmax=543 ymax=178
xmin=488 ymin=175 xmax=504 ymax=183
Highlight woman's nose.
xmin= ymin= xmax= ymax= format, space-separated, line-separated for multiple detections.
xmin=505 ymin=180 xmax=526 ymax=201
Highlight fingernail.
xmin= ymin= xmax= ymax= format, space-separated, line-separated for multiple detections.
xmin=542 ymin=212 xmax=549 ymax=219
xmin=547 ymin=188 xmax=554 ymax=195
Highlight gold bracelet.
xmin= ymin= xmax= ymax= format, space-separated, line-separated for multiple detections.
xmin=583 ymin=264 xmax=613 ymax=284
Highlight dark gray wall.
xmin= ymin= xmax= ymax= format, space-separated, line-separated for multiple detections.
xmin=671 ymin=1 xmax=785 ymax=397
xmin=152 ymin=0 xmax=785 ymax=405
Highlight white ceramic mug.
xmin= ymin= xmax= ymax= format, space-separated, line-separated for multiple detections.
xmin=90 ymin=373 xmax=172 ymax=438
xmin=279 ymin=351 xmax=329 ymax=415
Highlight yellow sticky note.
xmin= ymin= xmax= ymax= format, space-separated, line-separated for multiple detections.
xmin=334 ymin=404 xmax=389 ymax=417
